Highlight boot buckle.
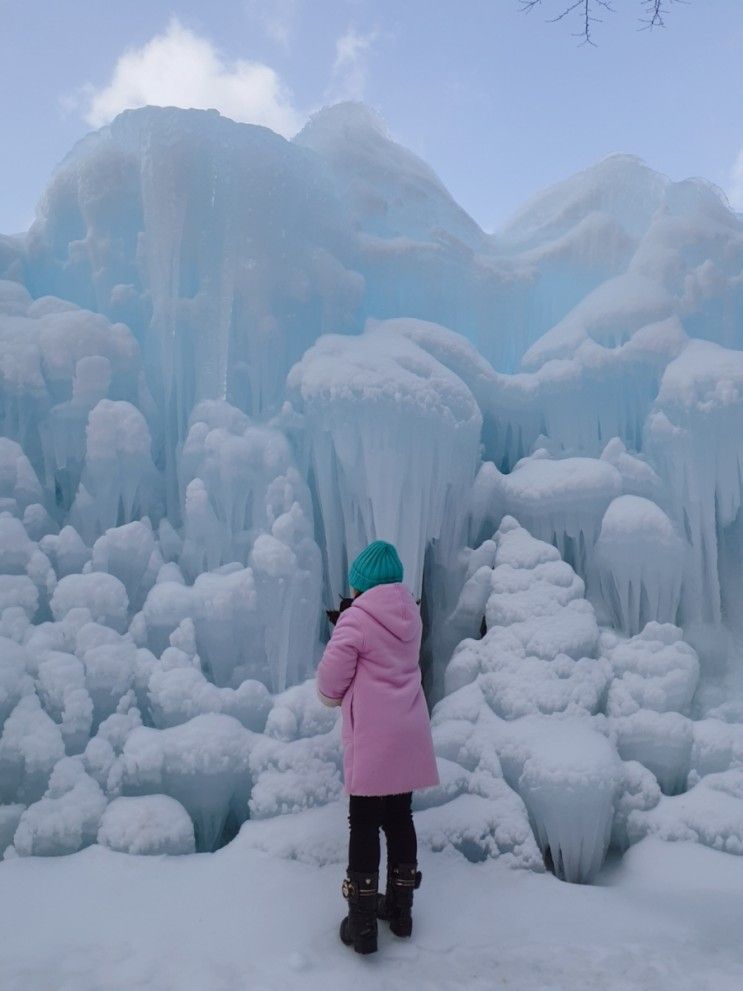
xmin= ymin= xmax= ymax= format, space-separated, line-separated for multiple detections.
xmin=392 ymin=866 xmax=418 ymax=887
xmin=342 ymin=878 xmax=355 ymax=899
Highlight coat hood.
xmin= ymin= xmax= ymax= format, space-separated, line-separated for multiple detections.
xmin=352 ymin=582 xmax=420 ymax=642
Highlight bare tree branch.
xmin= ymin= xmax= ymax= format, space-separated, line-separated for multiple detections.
xmin=520 ymin=0 xmax=686 ymax=43
xmin=639 ymin=0 xmax=688 ymax=31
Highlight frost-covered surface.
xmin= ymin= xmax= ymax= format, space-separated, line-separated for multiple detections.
xmin=2 ymin=101 xmax=743 ymax=894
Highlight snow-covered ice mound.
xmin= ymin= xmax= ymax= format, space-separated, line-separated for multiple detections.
xmin=596 ymin=496 xmax=684 ymax=634
xmin=646 ymin=340 xmax=743 ymax=625
xmin=435 ymin=518 xmax=622 ymax=881
xmin=287 ymin=326 xmax=482 ymax=611
xmin=604 ymin=623 xmax=699 ymax=717
xmin=98 ymin=795 xmax=195 ymax=855
xmin=11 ymin=756 xmax=106 ymax=856
xmin=444 ymin=516 xmax=605 ymax=702
xmin=435 ymin=517 xmax=718 ymax=879
xmin=628 ymin=769 xmax=743 ymax=854
xmin=121 ymin=713 xmax=254 ymax=852
xmin=506 ymin=717 xmax=623 ymax=883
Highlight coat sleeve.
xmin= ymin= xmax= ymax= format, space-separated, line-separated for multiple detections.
xmin=317 ymin=688 xmax=342 ymax=708
xmin=316 ymin=608 xmax=363 ymax=704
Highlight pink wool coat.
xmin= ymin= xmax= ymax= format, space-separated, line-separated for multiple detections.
xmin=316 ymin=582 xmax=440 ymax=797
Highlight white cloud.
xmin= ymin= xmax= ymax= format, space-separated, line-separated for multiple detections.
xmin=729 ymin=149 xmax=743 ymax=212
xmin=327 ymin=28 xmax=377 ymax=102
xmin=82 ymin=18 xmax=302 ymax=137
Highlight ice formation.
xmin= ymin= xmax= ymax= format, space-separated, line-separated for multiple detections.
xmin=97 ymin=794 xmax=196 ymax=855
xmin=286 ymin=327 xmax=482 ymax=603
xmin=120 ymin=714 xmax=254 ymax=852
xmin=595 ymin=496 xmax=684 ymax=634
xmin=433 ymin=518 xmax=621 ymax=881
xmin=1 ymin=101 xmax=743 ymax=879
xmin=627 ymin=769 xmax=743 ymax=854
xmin=646 ymin=341 xmax=743 ymax=625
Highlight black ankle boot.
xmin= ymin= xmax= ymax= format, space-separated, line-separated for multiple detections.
xmin=339 ymin=869 xmax=378 ymax=954
xmin=377 ymin=863 xmax=421 ymax=937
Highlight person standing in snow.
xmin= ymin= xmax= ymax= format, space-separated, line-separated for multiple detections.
xmin=316 ymin=540 xmax=440 ymax=955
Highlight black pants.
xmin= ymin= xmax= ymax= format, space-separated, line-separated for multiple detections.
xmin=348 ymin=792 xmax=417 ymax=874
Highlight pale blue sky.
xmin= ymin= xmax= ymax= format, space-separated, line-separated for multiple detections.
xmin=2 ymin=0 xmax=742 ymax=235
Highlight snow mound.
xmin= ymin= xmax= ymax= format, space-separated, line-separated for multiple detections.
xmin=238 ymin=799 xmax=348 ymax=866
xmin=51 ymin=573 xmax=129 ymax=632
xmin=628 ymin=769 xmax=743 ymax=854
xmin=604 ymin=623 xmax=700 ymax=717
xmin=148 ymin=662 xmax=271 ymax=733
xmin=13 ymin=757 xmax=107 ymax=856
xmin=248 ymin=732 xmax=343 ymax=820
xmin=415 ymin=790 xmax=544 ymax=867
xmin=121 ymin=714 xmax=255 ymax=852
xmin=98 ymin=795 xmax=195 ymax=855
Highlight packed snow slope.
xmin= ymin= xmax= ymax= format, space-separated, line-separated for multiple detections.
xmin=2 ymin=102 xmax=743 ymax=891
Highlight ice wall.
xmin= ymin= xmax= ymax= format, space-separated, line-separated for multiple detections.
xmin=25 ymin=107 xmax=363 ymax=514
xmin=1 ymin=102 xmax=743 ymax=873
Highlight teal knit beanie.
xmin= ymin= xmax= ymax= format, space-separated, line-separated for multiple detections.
xmin=349 ymin=540 xmax=404 ymax=592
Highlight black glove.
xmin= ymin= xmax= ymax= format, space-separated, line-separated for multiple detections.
xmin=326 ymin=596 xmax=353 ymax=625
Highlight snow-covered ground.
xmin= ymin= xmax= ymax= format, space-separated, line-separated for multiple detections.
xmin=1 ymin=833 xmax=741 ymax=991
